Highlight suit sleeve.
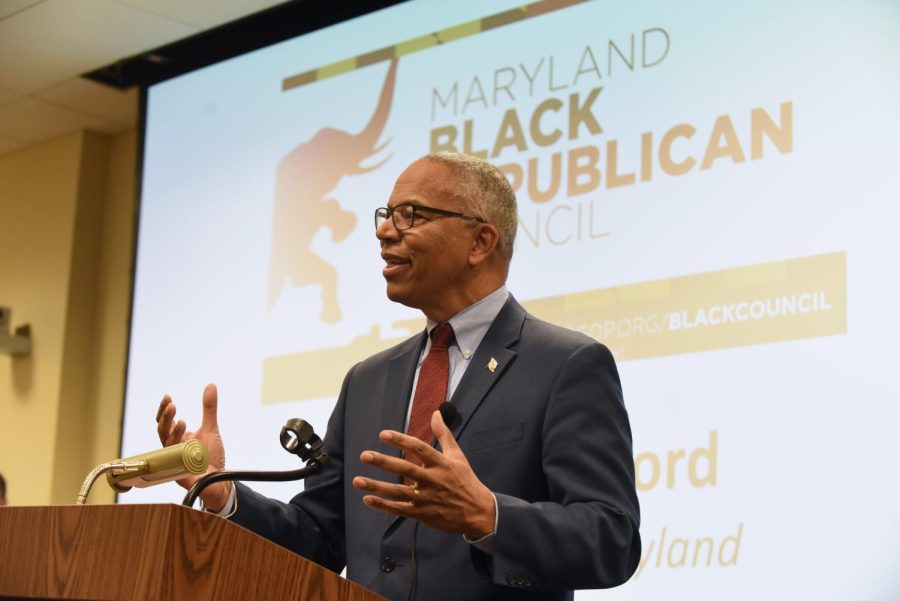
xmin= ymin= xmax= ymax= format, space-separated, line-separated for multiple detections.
xmin=227 ymin=365 xmax=355 ymax=573
xmin=471 ymin=342 xmax=641 ymax=590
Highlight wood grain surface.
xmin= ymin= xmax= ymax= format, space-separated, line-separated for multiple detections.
xmin=0 ymin=504 xmax=385 ymax=601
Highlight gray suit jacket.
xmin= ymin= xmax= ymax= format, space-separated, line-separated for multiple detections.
xmin=232 ymin=296 xmax=640 ymax=600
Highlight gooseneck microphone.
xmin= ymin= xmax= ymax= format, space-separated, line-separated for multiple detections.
xmin=182 ymin=418 xmax=328 ymax=508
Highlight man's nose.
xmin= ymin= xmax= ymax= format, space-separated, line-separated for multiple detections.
xmin=375 ymin=217 xmax=399 ymax=242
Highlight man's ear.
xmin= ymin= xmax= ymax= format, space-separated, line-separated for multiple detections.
xmin=468 ymin=223 xmax=500 ymax=266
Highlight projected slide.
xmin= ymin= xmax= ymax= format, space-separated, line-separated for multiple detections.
xmin=122 ymin=1 xmax=900 ymax=599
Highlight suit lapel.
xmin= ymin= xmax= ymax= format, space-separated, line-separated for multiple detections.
xmin=380 ymin=332 xmax=426 ymax=536
xmin=448 ymin=296 xmax=525 ymax=440
xmin=380 ymin=331 xmax=427 ymax=459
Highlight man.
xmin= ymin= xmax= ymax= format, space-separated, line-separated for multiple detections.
xmin=157 ymin=153 xmax=640 ymax=600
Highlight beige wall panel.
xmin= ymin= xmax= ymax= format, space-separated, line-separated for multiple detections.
xmin=0 ymin=132 xmax=84 ymax=505
xmin=87 ymin=130 xmax=137 ymax=503
xmin=0 ymin=128 xmax=138 ymax=505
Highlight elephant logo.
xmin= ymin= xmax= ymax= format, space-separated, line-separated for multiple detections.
xmin=268 ymin=59 xmax=398 ymax=322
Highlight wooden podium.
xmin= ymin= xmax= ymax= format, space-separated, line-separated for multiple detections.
xmin=0 ymin=504 xmax=386 ymax=600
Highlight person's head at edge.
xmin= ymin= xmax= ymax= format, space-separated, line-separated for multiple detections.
xmin=376 ymin=152 xmax=518 ymax=323
xmin=0 ymin=472 xmax=7 ymax=506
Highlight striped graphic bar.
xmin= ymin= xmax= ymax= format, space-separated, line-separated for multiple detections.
xmin=282 ymin=0 xmax=589 ymax=91
xmin=261 ymin=252 xmax=847 ymax=404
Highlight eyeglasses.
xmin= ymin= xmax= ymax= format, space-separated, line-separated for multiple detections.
xmin=374 ymin=203 xmax=485 ymax=231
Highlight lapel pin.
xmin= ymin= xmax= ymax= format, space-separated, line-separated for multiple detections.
xmin=487 ymin=357 xmax=498 ymax=373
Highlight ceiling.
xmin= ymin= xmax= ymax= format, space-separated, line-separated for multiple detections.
xmin=0 ymin=0 xmax=291 ymax=156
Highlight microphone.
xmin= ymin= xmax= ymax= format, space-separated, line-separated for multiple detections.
xmin=107 ymin=440 xmax=209 ymax=491
xmin=76 ymin=440 xmax=209 ymax=504
xmin=438 ymin=402 xmax=458 ymax=426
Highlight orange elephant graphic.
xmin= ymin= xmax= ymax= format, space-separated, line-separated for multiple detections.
xmin=268 ymin=59 xmax=398 ymax=322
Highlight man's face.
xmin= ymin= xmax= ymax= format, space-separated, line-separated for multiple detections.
xmin=377 ymin=159 xmax=478 ymax=320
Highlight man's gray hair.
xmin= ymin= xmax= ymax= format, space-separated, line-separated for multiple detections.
xmin=425 ymin=152 xmax=518 ymax=260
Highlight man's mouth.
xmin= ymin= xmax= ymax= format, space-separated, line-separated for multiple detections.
xmin=382 ymin=253 xmax=410 ymax=278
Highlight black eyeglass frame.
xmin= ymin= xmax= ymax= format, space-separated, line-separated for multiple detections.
xmin=374 ymin=203 xmax=485 ymax=230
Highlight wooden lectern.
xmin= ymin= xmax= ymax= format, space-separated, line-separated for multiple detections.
xmin=0 ymin=505 xmax=386 ymax=600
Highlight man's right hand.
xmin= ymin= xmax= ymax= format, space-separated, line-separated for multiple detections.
xmin=156 ymin=383 xmax=230 ymax=512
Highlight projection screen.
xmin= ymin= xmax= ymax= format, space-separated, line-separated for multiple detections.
xmin=120 ymin=1 xmax=900 ymax=599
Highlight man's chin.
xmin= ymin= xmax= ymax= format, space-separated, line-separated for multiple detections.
xmin=385 ymin=284 xmax=418 ymax=310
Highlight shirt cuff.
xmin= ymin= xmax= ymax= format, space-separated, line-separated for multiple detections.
xmin=463 ymin=492 xmax=498 ymax=554
xmin=199 ymin=482 xmax=237 ymax=518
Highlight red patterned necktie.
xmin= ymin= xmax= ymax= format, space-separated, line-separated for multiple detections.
xmin=404 ymin=323 xmax=454 ymax=473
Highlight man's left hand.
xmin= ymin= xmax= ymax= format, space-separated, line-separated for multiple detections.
xmin=351 ymin=410 xmax=496 ymax=539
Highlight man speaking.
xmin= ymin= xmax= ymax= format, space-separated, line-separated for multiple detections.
xmin=156 ymin=153 xmax=640 ymax=600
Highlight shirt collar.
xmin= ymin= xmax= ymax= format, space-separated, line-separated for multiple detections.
xmin=425 ymin=285 xmax=509 ymax=360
